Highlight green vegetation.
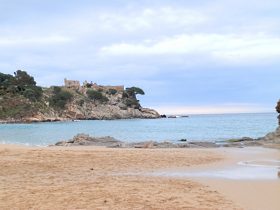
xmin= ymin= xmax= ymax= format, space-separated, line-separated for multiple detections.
xmin=125 ymin=87 xmax=145 ymax=96
xmin=0 ymin=73 xmax=14 ymax=90
xmin=0 ymin=101 xmax=34 ymax=119
xmin=0 ymin=70 xmax=42 ymax=101
xmin=14 ymin=70 xmax=36 ymax=87
xmin=107 ymin=88 xmax=118 ymax=95
xmin=0 ymin=70 xmax=148 ymax=121
xmin=0 ymin=70 xmax=43 ymax=119
xmin=122 ymin=86 xmax=144 ymax=108
xmin=124 ymin=98 xmax=140 ymax=108
xmin=49 ymin=87 xmax=73 ymax=109
xmin=86 ymin=89 xmax=109 ymax=103
xmin=77 ymin=99 xmax=85 ymax=106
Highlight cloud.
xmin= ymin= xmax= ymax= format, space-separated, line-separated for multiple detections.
xmin=100 ymin=33 xmax=280 ymax=63
xmin=0 ymin=35 xmax=72 ymax=46
xmin=0 ymin=0 xmax=279 ymax=113
xmin=97 ymin=7 xmax=208 ymax=33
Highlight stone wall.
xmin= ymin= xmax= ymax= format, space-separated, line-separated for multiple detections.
xmin=64 ymin=79 xmax=80 ymax=88
xmin=91 ymin=83 xmax=124 ymax=91
xmin=65 ymin=79 xmax=124 ymax=92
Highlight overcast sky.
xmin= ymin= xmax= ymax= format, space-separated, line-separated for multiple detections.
xmin=0 ymin=0 xmax=279 ymax=114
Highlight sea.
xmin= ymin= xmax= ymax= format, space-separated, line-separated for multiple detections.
xmin=0 ymin=113 xmax=278 ymax=146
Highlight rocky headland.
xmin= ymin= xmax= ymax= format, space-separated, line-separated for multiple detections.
xmin=0 ymin=70 xmax=160 ymax=123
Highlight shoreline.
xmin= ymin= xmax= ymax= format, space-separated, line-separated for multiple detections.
xmin=0 ymin=116 xmax=161 ymax=124
xmin=1 ymin=144 xmax=279 ymax=209
xmin=0 ymin=112 xmax=276 ymax=124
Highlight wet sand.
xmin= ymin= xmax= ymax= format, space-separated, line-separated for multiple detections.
xmin=191 ymin=148 xmax=280 ymax=210
xmin=0 ymin=144 xmax=279 ymax=209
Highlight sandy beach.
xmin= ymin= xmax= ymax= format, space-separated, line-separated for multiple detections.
xmin=0 ymin=144 xmax=279 ymax=210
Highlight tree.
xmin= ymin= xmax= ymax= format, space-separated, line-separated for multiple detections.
xmin=0 ymin=71 xmax=42 ymax=101
xmin=87 ymin=89 xmax=103 ymax=100
xmin=23 ymin=87 xmax=42 ymax=102
xmin=0 ymin=73 xmax=15 ymax=89
xmin=14 ymin=70 xmax=36 ymax=87
xmin=107 ymin=88 xmax=118 ymax=95
xmin=125 ymin=98 xmax=140 ymax=108
xmin=125 ymin=87 xmax=145 ymax=96
xmin=49 ymin=87 xmax=73 ymax=109
xmin=87 ymin=89 xmax=109 ymax=103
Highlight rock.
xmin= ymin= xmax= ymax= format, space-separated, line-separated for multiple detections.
xmin=258 ymin=100 xmax=280 ymax=146
xmin=156 ymin=142 xmax=180 ymax=148
xmin=187 ymin=142 xmax=219 ymax=148
xmin=262 ymin=127 xmax=280 ymax=143
xmin=276 ymin=100 xmax=280 ymax=114
xmin=55 ymin=141 xmax=68 ymax=146
xmin=133 ymin=141 xmax=154 ymax=148
xmin=226 ymin=137 xmax=254 ymax=143
xmin=276 ymin=100 xmax=280 ymax=125
xmin=0 ymin=83 xmax=161 ymax=123
xmin=54 ymin=133 xmax=123 ymax=147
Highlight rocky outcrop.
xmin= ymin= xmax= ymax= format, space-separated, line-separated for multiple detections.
xmin=53 ymin=134 xmax=231 ymax=148
xmin=0 ymin=86 xmax=160 ymax=123
xmin=260 ymin=100 xmax=280 ymax=145
xmin=262 ymin=127 xmax=280 ymax=143
xmin=276 ymin=100 xmax=280 ymax=125
xmin=20 ymin=106 xmax=160 ymax=123
xmin=276 ymin=100 xmax=280 ymax=114
xmin=54 ymin=134 xmax=124 ymax=147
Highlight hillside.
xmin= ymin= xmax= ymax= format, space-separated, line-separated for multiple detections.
xmin=0 ymin=70 xmax=160 ymax=123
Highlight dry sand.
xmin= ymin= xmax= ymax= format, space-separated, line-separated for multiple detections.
xmin=0 ymin=144 xmax=279 ymax=210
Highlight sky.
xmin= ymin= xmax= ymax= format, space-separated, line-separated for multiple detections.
xmin=0 ymin=0 xmax=280 ymax=114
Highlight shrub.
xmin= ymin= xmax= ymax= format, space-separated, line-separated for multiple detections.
xmin=122 ymin=92 xmax=129 ymax=98
xmin=87 ymin=89 xmax=108 ymax=103
xmin=85 ymin=83 xmax=92 ymax=88
xmin=107 ymin=88 xmax=118 ymax=95
xmin=0 ymin=73 xmax=15 ymax=89
xmin=53 ymin=86 xmax=61 ymax=94
xmin=77 ymin=99 xmax=85 ymax=106
xmin=14 ymin=70 xmax=36 ymax=87
xmin=23 ymin=89 xmax=37 ymax=101
xmin=125 ymin=98 xmax=140 ymax=108
xmin=23 ymin=86 xmax=42 ymax=101
xmin=49 ymin=88 xmax=73 ymax=109
xmin=87 ymin=89 xmax=103 ymax=100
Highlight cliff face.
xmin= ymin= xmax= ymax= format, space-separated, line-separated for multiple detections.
xmin=0 ymin=71 xmax=160 ymax=123
xmin=276 ymin=100 xmax=280 ymax=125
xmin=29 ymin=88 xmax=160 ymax=122
xmin=0 ymin=87 xmax=160 ymax=123
xmin=262 ymin=99 xmax=280 ymax=143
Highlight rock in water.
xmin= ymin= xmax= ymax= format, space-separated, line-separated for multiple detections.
xmin=54 ymin=133 xmax=124 ymax=147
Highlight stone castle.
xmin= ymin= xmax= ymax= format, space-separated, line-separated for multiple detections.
xmin=64 ymin=78 xmax=124 ymax=92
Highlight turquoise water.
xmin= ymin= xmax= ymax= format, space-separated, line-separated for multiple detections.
xmin=0 ymin=113 xmax=278 ymax=146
